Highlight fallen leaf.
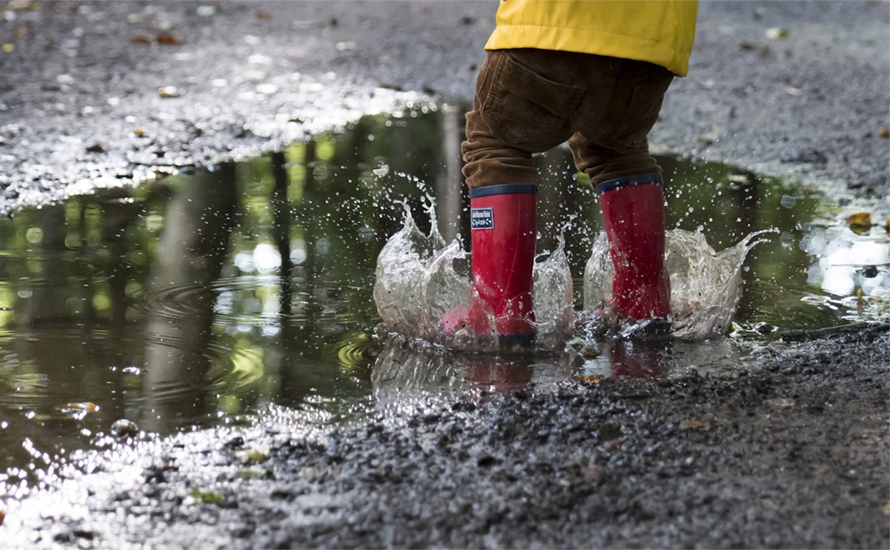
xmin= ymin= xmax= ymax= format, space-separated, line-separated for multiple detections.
xmin=55 ymin=401 xmax=99 ymax=413
xmin=256 ymin=10 xmax=271 ymax=20
xmin=236 ymin=468 xmax=271 ymax=480
xmin=156 ymin=32 xmax=180 ymax=45
xmin=767 ymin=397 xmax=795 ymax=409
xmin=129 ymin=35 xmax=151 ymax=45
xmin=857 ymin=288 xmax=864 ymax=316
xmin=680 ymin=419 xmax=711 ymax=432
xmin=880 ymin=127 xmax=889 ymax=139
xmin=85 ymin=143 xmax=104 ymax=153
xmin=765 ymin=27 xmax=789 ymax=40
xmin=0 ymin=509 xmax=4 ymax=526
xmin=845 ymin=212 xmax=872 ymax=235
xmin=2 ymin=43 xmax=13 ymax=53
xmin=885 ymin=219 xmax=889 ymax=234
xmin=740 ymin=42 xmax=772 ymax=57
xmin=882 ymin=500 xmax=890 ymax=516
xmin=158 ymin=86 xmax=181 ymax=98
xmin=190 ymin=489 xmax=223 ymax=504
xmin=235 ymin=448 xmax=269 ymax=463
xmin=572 ymin=374 xmax=603 ymax=386
xmin=133 ymin=129 xmax=144 ymax=137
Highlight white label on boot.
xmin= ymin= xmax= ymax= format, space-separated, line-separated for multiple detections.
xmin=471 ymin=208 xmax=494 ymax=230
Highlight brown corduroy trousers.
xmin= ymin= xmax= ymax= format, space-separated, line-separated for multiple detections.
xmin=462 ymin=48 xmax=675 ymax=189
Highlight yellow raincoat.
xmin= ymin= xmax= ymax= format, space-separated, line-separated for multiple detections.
xmin=485 ymin=0 xmax=698 ymax=76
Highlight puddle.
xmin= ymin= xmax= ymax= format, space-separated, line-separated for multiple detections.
xmin=0 ymin=109 xmax=887 ymax=489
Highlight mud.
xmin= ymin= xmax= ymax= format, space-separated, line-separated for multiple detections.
xmin=2 ymin=326 xmax=888 ymax=548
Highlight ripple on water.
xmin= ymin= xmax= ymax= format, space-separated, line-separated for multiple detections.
xmin=0 ymin=326 xmax=256 ymax=421
xmin=138 ymin=275 xmax=365 ymax=328
xmin=0 ymin=250 xmax=128 ymax=287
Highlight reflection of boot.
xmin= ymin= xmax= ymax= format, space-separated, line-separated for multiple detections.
xmin=597 ymin=174 xmax=671 ymax=322
xmin=609 ymin=338 xmax=667 ymax=379
xmin=469 ymin=184 xmax=538 ymax=346
xmin=459 ymin=353 xmax=535 ymax=392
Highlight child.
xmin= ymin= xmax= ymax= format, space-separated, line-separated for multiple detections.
xmin=459 ymin=0 xmax=698 ymax=344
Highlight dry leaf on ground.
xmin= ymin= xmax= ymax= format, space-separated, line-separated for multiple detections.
xmin=156 ymin=32 xmax=180 ymax=45
xmin=845 ymin=212 xmax=872 ymax=235
xmin=680 ymin=419 xmax=711 ymax=431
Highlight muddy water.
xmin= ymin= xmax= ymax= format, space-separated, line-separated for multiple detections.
xmin=0 ymin=110 xmax=887 ymax=484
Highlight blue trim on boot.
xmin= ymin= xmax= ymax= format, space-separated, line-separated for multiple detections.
xmin=595 ymin=174 xmax=663 ymax=196
xmin=469 ymin=184 xmax=538 ymax=199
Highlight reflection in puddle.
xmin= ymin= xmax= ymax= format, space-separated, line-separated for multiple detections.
xmin=371 ymin=336 xmax=574 ymax=398
xmin=574 ymin=336 xmax=746 ymax=381
xmin=802 ymin=222 xmax=889 ymax=319
xmin=0 ymin=109 xmax=887 ymax=487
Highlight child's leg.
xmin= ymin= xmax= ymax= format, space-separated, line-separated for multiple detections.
xmin=568 ymin=135 xmax=662 ymax=187
xmin=462 ymin=49 xmax=583 ymax=189
xmin=568 ymin=64 xmax=674 ymax=323
xmin=455 ymin=49 xmax=582 ymax=344
xmin=462 ymin=108 xmax=537 ymax=189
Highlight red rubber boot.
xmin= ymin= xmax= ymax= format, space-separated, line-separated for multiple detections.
xmin=469 ymin=184 xmax=537 ymax=345
xmin=597 ymin=174 xmax=671 ymax=321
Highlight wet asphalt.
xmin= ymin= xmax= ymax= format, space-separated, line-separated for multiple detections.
xmin=0 ymin=1 xmax=889 ymax=548
xmin=0 ymin=1 xmax=887 ymax=214
xmin=3 ymin=327 xmax=889 ymax=548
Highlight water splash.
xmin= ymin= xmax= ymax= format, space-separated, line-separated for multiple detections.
xmin=373 ymin=207 xmax=574 ymax=350
xmin=583 ymin=228 xmax=776 ymax=339
xmin=372 ymin=203 xmax=446 ymax=339
xmin=530 ymin=236 xmax=575 ymax=347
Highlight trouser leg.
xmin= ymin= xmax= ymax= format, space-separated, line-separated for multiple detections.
xmin=462 ymin=109 xmax=537 ymax=189
xmin=568 ymin=133 xmax=662 ymax=187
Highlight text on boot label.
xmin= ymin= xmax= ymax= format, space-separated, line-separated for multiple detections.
xmin=470 ymin=208 xmax=494 ymax=230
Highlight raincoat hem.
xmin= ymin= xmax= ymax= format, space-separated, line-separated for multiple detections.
xmin=485 ymin=24 xmax=691 ymax=76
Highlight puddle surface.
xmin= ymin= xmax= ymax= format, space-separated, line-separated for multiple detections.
xmin=0 ymin=109 xmax=887 ymax=488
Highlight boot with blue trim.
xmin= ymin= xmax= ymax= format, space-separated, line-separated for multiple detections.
xmin=441 ymin=183 xmax=538 ymax=347
xmin=596 ymin=173 xmax=671 ymax=328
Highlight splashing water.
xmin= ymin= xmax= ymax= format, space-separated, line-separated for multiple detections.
xmin=583 ymin=228 xmax=776 ymax=339
xmin=373 ymin=205 xmax=574 ymax=350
